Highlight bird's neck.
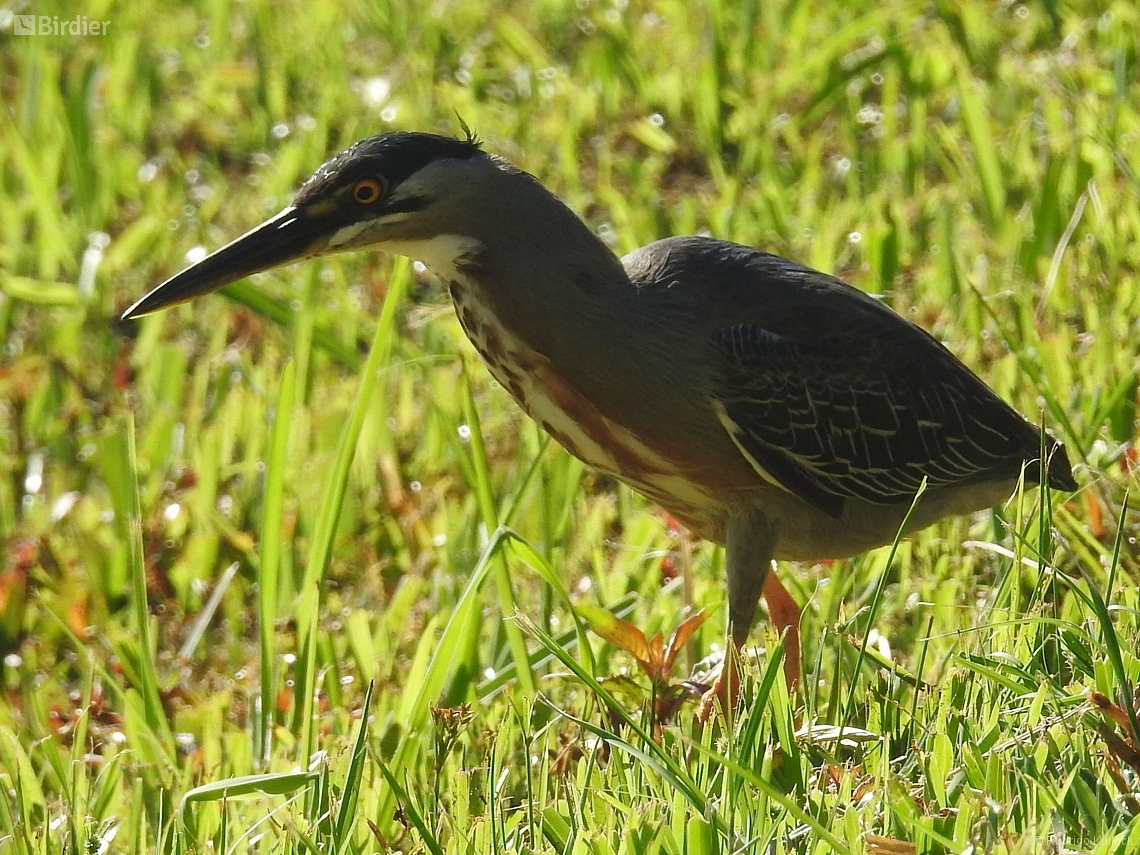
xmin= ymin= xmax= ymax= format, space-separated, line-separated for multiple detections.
xmin=403 ymin=163 xmax=641 ymax=413
xmin=459 ymin=172 xmax=632 ymax=358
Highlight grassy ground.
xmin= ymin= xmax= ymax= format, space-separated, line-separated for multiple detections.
xmin=2 ymin=0 xmax=1139 ymax=852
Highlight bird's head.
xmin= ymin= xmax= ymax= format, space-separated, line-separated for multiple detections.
xmin=122 ymin=130 xmax=490 ymax=319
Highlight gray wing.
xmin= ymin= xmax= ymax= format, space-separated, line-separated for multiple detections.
xmin=624 ymin=234 xmax=1067 ymax=519
xmin=713 ymin=319 xmax=1040 ymax=518
xmin=626 ymin=237 xmax=1045 ymax=519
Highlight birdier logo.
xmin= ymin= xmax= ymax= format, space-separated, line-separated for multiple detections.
xmin=13 ymin=14 xmax=110 ymax=35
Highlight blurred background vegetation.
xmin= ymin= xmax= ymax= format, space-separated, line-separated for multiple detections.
xmin=1 ymin=0 xmax=1139 ymax=852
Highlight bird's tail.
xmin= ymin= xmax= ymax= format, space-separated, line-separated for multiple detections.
xmin=1038 ymin=435 xmax=1078 ymax=492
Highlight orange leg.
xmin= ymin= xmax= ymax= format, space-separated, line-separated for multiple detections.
xmin=762 ymin=570 xmax=802 ymax=691
xmin=697 ymin=568 xmax=802 ymax=721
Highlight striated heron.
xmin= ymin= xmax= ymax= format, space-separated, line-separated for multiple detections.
xmin=124 ymin=131 xmax=1077 ymax=710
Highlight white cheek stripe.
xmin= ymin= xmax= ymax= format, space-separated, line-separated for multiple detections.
xmin=327 ymin=222 xmax=368 ymax=248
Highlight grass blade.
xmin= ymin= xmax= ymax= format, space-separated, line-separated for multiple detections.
xmin=294 ymin=258 xmax=411 ymax=756
xmin=258 ymin=358 xmax=295 ymax=766
xmin=98 ymin=415 xmax=174 ymax=755
xmin=956 ymin=68 xmax=1006 ymax=227
xmin=459 ymin=364 xmax=537 ymax=696
xmin=332 ymin=680 xmax=374 ymax=846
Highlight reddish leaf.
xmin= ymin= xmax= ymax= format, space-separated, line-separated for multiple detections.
xmin=578 ymin=605 xmax=651 ymax=665
xmin=662 ymin=607 xmax=712 ymax=674
xmin=1085 ymin=492 xmax=1105 ymax=540
xmin=1089 ymin=689 xmax=1135 ymax=736
xmin=865 ymin=835 xmax=916 ymax=855
xmin=646 ymin=632 xmax=664 ymax=675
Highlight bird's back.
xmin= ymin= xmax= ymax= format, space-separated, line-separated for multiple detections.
xmin=620 ymin=236 xmax=1076 ymax=526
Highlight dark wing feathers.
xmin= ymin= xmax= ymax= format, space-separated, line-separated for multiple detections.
xmin=715 ymin=320 xmax=1043 ymax=516
xmin=622 ymin=237 xmax=1075 ymax=516
xmin=645 ymin=239 xmax=1071 ymax=518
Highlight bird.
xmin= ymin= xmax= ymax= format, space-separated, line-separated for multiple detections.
xmin=123 ymin=129 xmax=1077 ymax=712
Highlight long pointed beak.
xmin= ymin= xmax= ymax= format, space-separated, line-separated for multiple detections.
xmin=121 ymin=206 xmax=317 ymax=319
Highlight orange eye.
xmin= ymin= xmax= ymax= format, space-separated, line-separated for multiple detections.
xmin=351 ymin=178 xmax=384 ymax=204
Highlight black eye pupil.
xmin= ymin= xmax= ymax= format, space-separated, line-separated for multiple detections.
xmin=354 ymin=180 xmax=381 ymax=203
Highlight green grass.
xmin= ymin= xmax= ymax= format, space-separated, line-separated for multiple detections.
xmin=2 ymin=0 xmax=1139 ymax=852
